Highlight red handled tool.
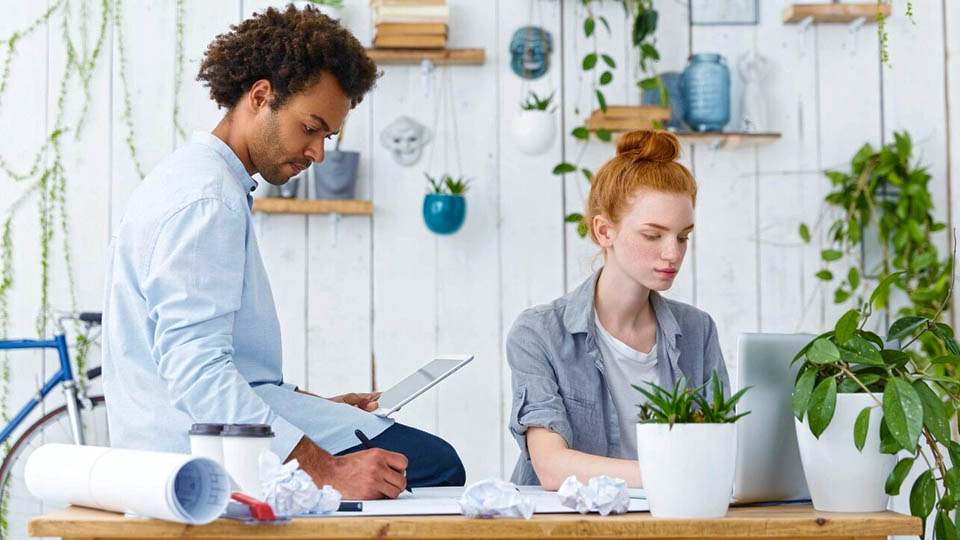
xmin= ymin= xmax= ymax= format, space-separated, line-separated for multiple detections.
xmin=230 ymin=492 xmax=277 ymax=521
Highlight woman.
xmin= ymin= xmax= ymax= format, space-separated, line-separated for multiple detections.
xmin=507 ymin=130 xmax=729 ymax=489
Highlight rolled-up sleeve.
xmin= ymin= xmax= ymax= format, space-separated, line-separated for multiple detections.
xmin=143 ymin=198 xmax=304 ymax=458
xmin=702 ymin=315 xmax=730 ymax=401
xmin=507 ymin=314 xmax=572 ymax=460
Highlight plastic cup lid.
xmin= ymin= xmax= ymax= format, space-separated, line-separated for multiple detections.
xmin=220 ymin=423 xmax=275 ymax=437
xmin=189 ymin=423 xmax=225 ymax=436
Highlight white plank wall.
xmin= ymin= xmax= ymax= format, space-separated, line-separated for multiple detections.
xmin=1 ymin=0 xmax=957 ymax=484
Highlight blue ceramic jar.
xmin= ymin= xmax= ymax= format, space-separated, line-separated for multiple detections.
xmin=640 ymin=72 xmax=685 ymax=130
xmin=423 ymin=194 xmax=466 ymax=234
xmin=681 ymin=53 xmax=730 ymax=132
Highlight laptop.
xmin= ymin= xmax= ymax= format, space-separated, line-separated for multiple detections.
xmin=732 ymin=333 xmax=814 ymax=504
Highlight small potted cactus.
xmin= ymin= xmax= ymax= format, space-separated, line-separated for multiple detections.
xmin=422 ymin=173 xmax=469 ymax=235
xmin=512 ymin=91 xmax=557 ymax=156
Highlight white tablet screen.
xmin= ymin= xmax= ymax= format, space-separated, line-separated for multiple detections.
xmin=377 ymin=358 xmax=465 ymax=411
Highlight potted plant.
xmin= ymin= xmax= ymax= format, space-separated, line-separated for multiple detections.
xmin=791 ymin=267 xmax=960 ymax=531
xmin=633 ymin=371 xmax=751 ymax=518
xmin=512 ymin=91 xmax=556 ymax=156
xmin=422 ymin=173 xmax=469 ymax=235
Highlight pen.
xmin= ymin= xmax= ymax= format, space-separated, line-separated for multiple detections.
xmin=355 ymin=428 xmax=413 ymax=493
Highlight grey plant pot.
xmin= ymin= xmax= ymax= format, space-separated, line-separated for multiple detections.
xmin=312 ymin=150 xmax=360 ymax=199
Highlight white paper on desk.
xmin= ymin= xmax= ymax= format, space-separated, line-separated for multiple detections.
xmin=310 ymin=486 xmax=648 ymax=517
xmin=25 ymin=444 xmax=230 ymax=525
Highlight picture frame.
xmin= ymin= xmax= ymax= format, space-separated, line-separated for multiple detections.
xmin=689 ymin=0 xmax=759 ymax=25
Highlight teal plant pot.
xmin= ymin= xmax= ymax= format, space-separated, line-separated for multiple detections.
xmin=423 ymin=194 xmax=466 ymax=234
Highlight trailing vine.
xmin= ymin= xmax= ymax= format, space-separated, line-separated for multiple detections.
xmin=0 ymin=4 xmax=190 ymax=536
xmin=552 ymin=0 xmax=664 ymax=238
xmin=112 ymin=0 xmax=145 ymax=179
xmin=173 ymin=0 xmax=186 ymax=141
xmin=798 ymin=131 xmax=953 ymax=363
xmin=877 ymin=0 xmax=916 ymax=67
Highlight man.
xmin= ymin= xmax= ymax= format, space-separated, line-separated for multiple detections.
xmin=102 ymin=4 xmax=465 ymax=500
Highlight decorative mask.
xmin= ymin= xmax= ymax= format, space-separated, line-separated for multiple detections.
xmin=380 ymin=116 xmax=433 ymax=167
xmin=509 ymin=26 xmax=552 ymax=80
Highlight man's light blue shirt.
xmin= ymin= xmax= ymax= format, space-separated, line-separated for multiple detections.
xmin=102 ymin=132 xmax=391 ymax=458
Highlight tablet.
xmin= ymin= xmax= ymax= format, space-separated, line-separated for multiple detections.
xmin=373 ymin=355 xmax=474 ymax=417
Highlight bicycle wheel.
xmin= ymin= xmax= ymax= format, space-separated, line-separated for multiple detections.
xmin=0 ymin=396 xmax=108 ymax=540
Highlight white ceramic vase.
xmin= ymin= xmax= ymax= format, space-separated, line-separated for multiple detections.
xmin=512 ymin=110 xmax=556 ymax=155
xmin=636 ymin=423 xmax=737 ymax=518
xmin=795 ymin=392 xmax=895 ymax=512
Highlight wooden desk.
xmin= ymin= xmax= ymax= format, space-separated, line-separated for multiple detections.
xmin=29 ymin=504 xmax=921 ymax=540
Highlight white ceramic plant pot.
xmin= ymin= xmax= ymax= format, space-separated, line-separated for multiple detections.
xmin=795 ymin=393 xmax=895 ymax=512
xmin=512 ymin=110 xmax=556 ymax=155
xmin=636 ymin=423 xmax=737 ymax=518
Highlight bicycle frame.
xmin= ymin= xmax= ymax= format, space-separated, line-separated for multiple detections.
xmin=0 ymin=332 xmax=84 ymax=446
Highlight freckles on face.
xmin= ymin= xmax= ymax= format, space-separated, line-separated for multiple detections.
xmin=611 ymin=190 xmax=695 ymax=289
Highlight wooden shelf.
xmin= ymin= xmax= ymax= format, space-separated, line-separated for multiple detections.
xmin=782 ymin=3 xmax=891 ymax=24
xmin=674 ymin=131 xmax=782 ymax=149
xmin=584 ymin=106 xmax=671 ymax=131
xmin=252 ymin=198 xmax=373 ymax=215
xmin=366 ymin=48 xmax=485 ymax=65
xmin=583 ymin=108 xmax=781 ymax=149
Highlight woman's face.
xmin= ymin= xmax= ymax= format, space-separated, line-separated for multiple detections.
xmin=598 ymin=190 xmax=694 ymax=292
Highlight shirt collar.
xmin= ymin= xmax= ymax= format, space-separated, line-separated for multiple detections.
xmin=190 ymin=131 xmax=258 ymax=194
xmin=562 ymin=268 xmax=682 ymax=349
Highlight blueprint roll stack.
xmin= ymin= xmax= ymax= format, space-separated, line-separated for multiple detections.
xmin=25 ymin=444 xmax=230 ymax=524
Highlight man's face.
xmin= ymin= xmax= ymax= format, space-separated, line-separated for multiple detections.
xmin=250 ymin=73 xmax=352 ymax=185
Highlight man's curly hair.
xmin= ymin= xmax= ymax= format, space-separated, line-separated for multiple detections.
xmin=198 ymin=4 xmax=379 ymax=111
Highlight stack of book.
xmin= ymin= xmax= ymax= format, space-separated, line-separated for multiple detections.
xmin=372 ymin=0 xmax=449 ymax=49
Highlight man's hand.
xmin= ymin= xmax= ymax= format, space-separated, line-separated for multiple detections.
xmin=293 ymin=388 xmax=381 ymax=412
xmin=287 ymin=436 xmax=408 ymax=499
xmin=329 ymin=392 xmax=381 ymax=412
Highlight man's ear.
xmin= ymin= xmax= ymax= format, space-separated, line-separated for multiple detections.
xmin=246 ymin=79 xmax=273 ymax=112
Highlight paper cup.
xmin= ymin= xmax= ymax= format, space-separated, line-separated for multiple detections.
xmin=221 ymin=424 xmax=274 ymax=500
xmin=189 ymin=423 xmax=225 ymax=467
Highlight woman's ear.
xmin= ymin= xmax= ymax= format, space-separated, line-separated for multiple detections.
xmin=593 ymin=215 xmax=616 ymax=248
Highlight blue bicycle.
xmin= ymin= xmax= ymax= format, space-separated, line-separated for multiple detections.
xmin=0 ymin=311 xmax=109 ymax=540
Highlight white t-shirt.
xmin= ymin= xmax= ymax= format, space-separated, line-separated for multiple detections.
xmin=594 ymin=312 xmax=660 ymax=459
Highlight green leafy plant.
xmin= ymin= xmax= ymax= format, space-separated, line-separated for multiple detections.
xmin=633 ymin=370 xmax=751 ymax=427
xmin=520 ymin=91 xmax=556 ymax=112
xmin=306 ymin=0 xmax=345 ymax=7
xmin=877 ymin=0 xmax=915 ymax=67
xmin=424 ymin=173 xmax=470 ymax=196
xmin=554 ymin=0 xmax=666 ymax=239
xmin=791 ymin=268 xmax=960 ymax=538
xmin=799 ymin=131 xmax=953 ymax=364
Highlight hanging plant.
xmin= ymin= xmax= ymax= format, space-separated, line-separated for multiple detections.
xmin=422 ymin=173 xmax=469 ymax=235
xmin=513 ymin=91 xmax=557 ymax=156
xmin=798 ymin=131 xmax=953 ymax=362
xmin=552 ymin=0 xmax=665 ymax=238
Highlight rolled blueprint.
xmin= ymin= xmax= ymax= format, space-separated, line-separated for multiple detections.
xmin=25 ymin=444 xmax=229 ymax=524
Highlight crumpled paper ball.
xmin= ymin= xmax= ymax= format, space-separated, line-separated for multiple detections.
xmin=557 ymin=475 xmax=629 ymax=516
xmin=259 ymin=450 xmax=341 ymax=516
xmin=457 ymin=478 xmax=535 ymax=519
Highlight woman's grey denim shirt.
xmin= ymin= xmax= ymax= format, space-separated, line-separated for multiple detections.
xmin=507 ymin=270 xmax=730 ymax=485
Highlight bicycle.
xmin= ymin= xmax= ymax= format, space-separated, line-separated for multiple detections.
xmin=0 ymin=311 xmax=109 ymax=540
